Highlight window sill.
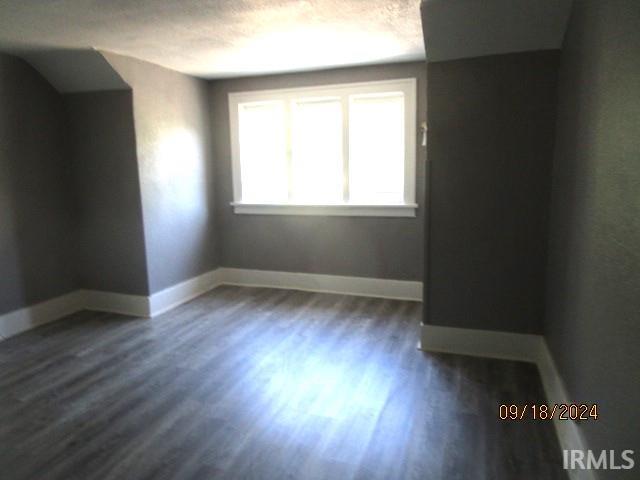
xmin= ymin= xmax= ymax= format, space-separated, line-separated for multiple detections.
xmin=230 ymin=202 xmax=417 ymax=218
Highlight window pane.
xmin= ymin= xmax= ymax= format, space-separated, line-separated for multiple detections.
xmin=291 ymin=98 xmax=343 ymax=204
xmin=239 ymin=102 xmax=287 ymax=203
xmin=349 ymin=93 xmax=405 ymax=204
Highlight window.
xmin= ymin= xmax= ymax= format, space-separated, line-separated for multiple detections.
xmin=229 ymin=78 xmax=417 ymax=217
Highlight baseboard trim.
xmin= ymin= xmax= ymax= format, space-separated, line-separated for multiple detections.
xmin=537 ymin=342 xmax=595 ymax=480
xmin=82 ymin=290 xmax=151 ymax=318
xmin=419 ymin=323 xmax=543 ymax=362
xmin=1 ymin=268 xmax=421 ymax=342
xmin=217 ymin=267 xmax=423 ymax=301
xmin=0 ymin=291 xmax=84 ymax=340
xmin=148 ymin=269 xmax=224 ymax=317
xmin=419 ymin=323 xmax=596 ymax=480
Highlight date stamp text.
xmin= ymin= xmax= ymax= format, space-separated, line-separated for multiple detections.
xmin=499 ymin=403 xmax=599 ymax=421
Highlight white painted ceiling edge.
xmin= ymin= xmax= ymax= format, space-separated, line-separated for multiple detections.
xmin=421 ymin=0 xmax=573 ymax=63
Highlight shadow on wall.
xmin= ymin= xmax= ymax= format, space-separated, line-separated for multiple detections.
xmin=544 ymin=0 xmax=606 ymax=332
xmin=2 ymin=49 xmax=218 ymax=313
xmin=0 ymin=54 xmax=75 ymax=316
xmin=64 ymin=89 xmax=149 ymax=296
xmin=100 ymin=50 xmax=219 ymax=293
xmin=21 ymin=48 xmax=129 ymax=93
xmin=0 ymin=174 xmax=27 ymax=315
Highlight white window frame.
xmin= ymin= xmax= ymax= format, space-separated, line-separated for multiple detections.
xmin=228 ymin=78 xmax=417 ymax=217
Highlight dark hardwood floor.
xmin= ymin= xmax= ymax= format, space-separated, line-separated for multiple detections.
xmin=0 ymin=286 xmax=566 ymax=479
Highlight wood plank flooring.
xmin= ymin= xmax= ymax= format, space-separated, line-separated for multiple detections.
xmin=0 ymin=286 xmax=566 ymax=479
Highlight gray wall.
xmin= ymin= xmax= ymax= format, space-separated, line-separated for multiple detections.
xmin=64 ymin=90 xmax=149 ymax=295
xmin=0 ymin=53 xmax=75 ymax=315
xmin=545 ymin=0 xmax=640 ymax=469
xmin=425 ymin=51 xmax=559 ymax=334
xmin=24 ymin=49 xmax=130 ymax=93
xmin=209 ymin=62 xmax=427 ymax=280
xmin=103 ymin=53 xmax=218 ymax=294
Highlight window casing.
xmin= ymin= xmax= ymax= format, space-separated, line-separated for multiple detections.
xmin=228 ymin=78 xmax=417 ymax=217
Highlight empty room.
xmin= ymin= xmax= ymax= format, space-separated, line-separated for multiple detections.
xmin=0 ymin=0 xmax=638 ymax=479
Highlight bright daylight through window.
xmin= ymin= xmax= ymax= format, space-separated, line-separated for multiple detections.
xmin=229 ymin=79 xmax=417 ymax=217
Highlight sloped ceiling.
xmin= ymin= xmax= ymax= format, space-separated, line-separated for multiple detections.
xmin=421 ymin=0 xmax=573 ymax=62
xmin=0 ymin=0 xmax=573 ymax=92
xmin=21 ymin=50 xmax=129 ymax=93
xmin=0 ymin=0 xmax=425 ymax=79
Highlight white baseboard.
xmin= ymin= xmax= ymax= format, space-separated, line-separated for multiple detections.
xmin=145 ymin=268 xmax=421 ymax=316
xmin=81 ymin=270 xmax=225 ymax=319
xmin=148 ymin=269 xmax=224 ymax=317
xmin=1 ymin=268 xmax=421 ymax=342
xmin=419 ymin=323 xmax=596 ymax=480
xmin=217 ymin=267 xmax=423 ymax=301
xmin=419 ymin=323 xmax=543 ymax=362
xmin=0 ymin=291 xmax=84 ymax=340
xmin=0 ymin=290 xmax=151 ymax=342
xmin=537 ymin=342 xmax=596 ymax=480
xmin=82 ymin=290 xmax=151 ymax=318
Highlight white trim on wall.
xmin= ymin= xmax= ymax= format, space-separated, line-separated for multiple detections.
xmin=0 ymin=291 xmax=84 ymax=340
xmin=419 ymin=324 xmax=543 ymax=362
xmin=230 ymin=202 xmax=418 ymax=218
xmin=0 ymin=268 xmax=422 ymax=342
xmin=82 ymin=290 xmax=151 ymax=318
xmin=218 ymin=267 xmax=423 ymax=301
xmin=148 ymin=269 xmax=224 ymax=317
xmin=537 ymin=342 xmax=594 ymax=478
xmin=419 ymin=323 xmax=597 ymax=480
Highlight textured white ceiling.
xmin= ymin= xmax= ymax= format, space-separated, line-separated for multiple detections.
xmin=421 ymin=0 xmax=573 ymax=62
xmin=0 ymin=0 xmax=425 ymax=78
